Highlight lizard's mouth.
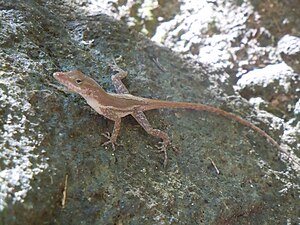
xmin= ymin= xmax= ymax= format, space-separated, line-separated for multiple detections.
xmin=53 ymin=72 xmax=64 ymax=81
xmin=53 ymin=72 xmax=69 ymax=87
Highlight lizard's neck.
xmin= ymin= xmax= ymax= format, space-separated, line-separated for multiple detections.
xmin=80 ymin=86 xmax=110 ymax=106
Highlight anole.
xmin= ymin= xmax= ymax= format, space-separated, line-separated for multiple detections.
xmin=53 ymin=64 xmax=295 ymax=167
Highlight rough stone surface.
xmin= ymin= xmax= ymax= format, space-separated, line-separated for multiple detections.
xmin=278 ymin=35 xmax=300 ymax=74
xmin=0 ymin=1 xmax=299 ymax=225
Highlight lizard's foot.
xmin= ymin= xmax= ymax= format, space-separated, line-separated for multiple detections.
xmin=109 ymin=63 xmax=124 ymax=73
xmin=155 ymin=141 xmax=178 ymax=167
xmin=109 ymin=63 xmax=121 ymax=71
xmin=101 ymin=132 xmax=117 ymax=150
xmin=109 ymin=62 xmax=128 ymax=79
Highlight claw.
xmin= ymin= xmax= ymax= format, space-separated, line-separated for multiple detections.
xmin=102 ymin=140 xmax=116 ymax=150
xmin=101 ymin=132 xmax=116 ymax=150
xmin=155 ymin=141 xmax=177 ymax=167
xmin=109 ymin=63 xmax=123 ymax=73
xmin=101 ymin=131 xmax=111 ymax=139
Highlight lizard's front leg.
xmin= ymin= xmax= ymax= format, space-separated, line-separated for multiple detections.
xmin=132 ymin=111 xmax=176 ymax=167
xmin=100 ymin=62 xmax=129 ymax=149
xmin=102 ymin=118 xmax=122 ymax=150
xmin=110 ymin=63 xmax=130 ymax=94
xmin=110 ymin=63 xmax=176 ymax=166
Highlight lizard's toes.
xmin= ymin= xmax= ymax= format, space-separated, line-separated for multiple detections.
xmin=102 ymin=140 xmax=116 ymax=150
xmin=154 ymin=142 xmax=169 ymax=167
xmin=101 ymin=131 xmax=111 ymax=139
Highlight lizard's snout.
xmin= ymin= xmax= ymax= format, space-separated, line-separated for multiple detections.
xmin=53 ymin=72 xmax=66 ymax=82
xmin=53 ymin=72 xmax=63 ymax=78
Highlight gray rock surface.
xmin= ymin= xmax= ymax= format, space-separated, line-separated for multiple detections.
xmin=0 ymin=1 xmax=299 ymax=224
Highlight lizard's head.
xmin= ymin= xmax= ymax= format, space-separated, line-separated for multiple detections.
xmin=53 ymin=70 xmax=103 ymax=97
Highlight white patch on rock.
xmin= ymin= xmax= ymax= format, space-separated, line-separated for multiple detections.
xmin=0 ymin=74 xmax=48 ymax=211
xmin=277 ymin=35 xmax=300 ymax=55
xmin=236 ymin=63 xmax=295 ymax=92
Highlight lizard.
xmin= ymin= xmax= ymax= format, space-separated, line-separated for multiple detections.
xmin=53 ymin=64 xmax=295 ymax=167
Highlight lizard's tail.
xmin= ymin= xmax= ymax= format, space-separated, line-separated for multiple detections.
xmin=145 ymin=99 xmax=282 ymax=150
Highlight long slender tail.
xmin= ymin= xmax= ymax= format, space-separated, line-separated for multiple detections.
xmin=144 ymin=99 xmax=296 ymax=163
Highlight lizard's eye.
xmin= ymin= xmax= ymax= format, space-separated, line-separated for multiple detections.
xmin=75 ymin=79 xmax=82 ymax=85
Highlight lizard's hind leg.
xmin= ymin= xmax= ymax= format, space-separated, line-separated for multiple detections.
xmin=132 ymin=111 xmax=177 ymax=167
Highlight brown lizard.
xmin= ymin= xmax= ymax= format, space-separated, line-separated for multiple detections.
xmin=53 ymin=64 xmax=294 ymax=167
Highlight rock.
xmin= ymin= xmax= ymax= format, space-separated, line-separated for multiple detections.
xmin=277 ymin=35 xmax=300 ymax=74
xmin=0 ymin=1 xmax=299 ymax=225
